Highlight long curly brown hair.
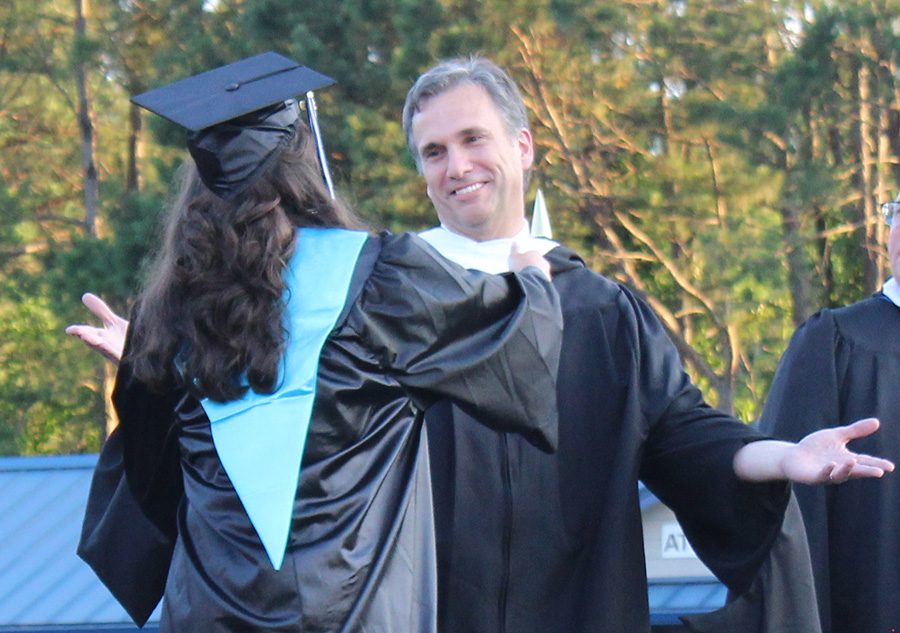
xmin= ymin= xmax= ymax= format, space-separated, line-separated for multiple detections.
xmin=129 ymin=123 xmax=366 ymax=402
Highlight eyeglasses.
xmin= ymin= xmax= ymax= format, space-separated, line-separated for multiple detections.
xmin=882 ymin=196 xmax=900 ymax=227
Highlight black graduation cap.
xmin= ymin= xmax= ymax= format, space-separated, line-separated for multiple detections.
xmin=131 ymin=52 xmax=337 ymax=200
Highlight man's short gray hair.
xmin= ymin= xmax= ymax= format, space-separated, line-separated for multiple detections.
xmin=402 ymin=56 xmax=530 ymax=171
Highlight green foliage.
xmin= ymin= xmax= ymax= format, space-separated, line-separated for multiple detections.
xmin=0 ymin=283 xmax=103 ymax=455
xmin=1 ymin=0 xmax=898 ymax=451
xmin=45 ymin=189 xmax=169 ymax=309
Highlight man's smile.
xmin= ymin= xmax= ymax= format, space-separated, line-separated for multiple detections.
xmin=452 ymin=182 xmax=487 ymax=197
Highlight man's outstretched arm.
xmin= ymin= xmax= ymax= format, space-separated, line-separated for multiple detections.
xmin=733 ymin=417 xmax=894 ymax=483
xmin=68 ymin=292 xmax=897 ymax=486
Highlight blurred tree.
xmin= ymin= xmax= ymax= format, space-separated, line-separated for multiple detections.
xmin=0 ymin=280 xmax=102 ymax=455
xmin=477 ymin=2 xmax=790 ymax=415
xmin=1 ymin=0 xmax=897 ymax=451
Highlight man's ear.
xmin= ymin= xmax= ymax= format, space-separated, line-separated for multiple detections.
xmin=518 ymin=128 xmax=535 ymax=171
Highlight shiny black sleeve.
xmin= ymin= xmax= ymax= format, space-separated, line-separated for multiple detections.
xmin=78 ymin=318 xmax=184 ymax=626
xmin=113 ymin=319 xmax=185 ymax=540
xmin=758 ymin=309 xmax=840 ymax=629
xmin=626 ymin=286 xmax=790 ymax=594
xmin=350 ymin=233 xmax=562 ymax=452
xmin=77 ymin=428 xmax=174 ymax=626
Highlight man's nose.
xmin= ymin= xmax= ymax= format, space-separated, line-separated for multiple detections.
xmin=446 ymin=146 xmax=472 ymax=179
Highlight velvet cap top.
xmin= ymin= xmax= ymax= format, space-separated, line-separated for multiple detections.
xmin=131 ymin=52 xmax=335 ymax=199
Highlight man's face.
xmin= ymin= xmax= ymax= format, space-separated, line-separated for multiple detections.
xmin=410 ymin=82 xmax=534 ymax=241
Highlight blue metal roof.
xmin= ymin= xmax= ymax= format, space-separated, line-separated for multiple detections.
xmin=0 ymin=455 xmax=160 ymax=630
xmin=648 ymin=577 xmax=727 ymax=625
xmin=0 ymin=455 xmax=725 ymax=630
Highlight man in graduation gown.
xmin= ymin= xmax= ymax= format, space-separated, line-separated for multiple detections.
xmin=401 ymin=57 xmax=892 ymax=633
xmin=758 ymin=193 xmax=900 ymax=633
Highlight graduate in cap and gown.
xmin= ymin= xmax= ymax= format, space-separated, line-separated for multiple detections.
xmin=759 ymin=192 xmax=900 ymax=633
xmin=75 ymin=52 xmax=563 ymax=633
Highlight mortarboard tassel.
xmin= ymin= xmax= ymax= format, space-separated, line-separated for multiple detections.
xmin=306 ymin=91 xmax=336 ymax=200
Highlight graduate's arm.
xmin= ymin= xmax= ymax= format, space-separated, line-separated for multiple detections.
xmin=78 ymin=315 xmax=182 ymax=626
xmin=64 ymin=247 xmax=548 ymax=365
xmin=65 ymin=292 xmax=128 ymax=364
xmin=353 ymin=233 xmax=562 ymax=452
xmin=78 ymin=427 xmax=174 ymax=626
xmin=733 ymin=418 xmax=894 ymax=483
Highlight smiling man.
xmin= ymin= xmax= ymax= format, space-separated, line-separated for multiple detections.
xmin=401 ymin=57 xmax=891 ymax=633
xmin=413 ymin=81 xmax=533 ymax=242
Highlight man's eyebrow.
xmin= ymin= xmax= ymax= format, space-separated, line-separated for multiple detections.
xmin=419 ymin=126 xmax=492 ymax=153
xmin=458 ymin=126 xmax=490 ymax=137
xmin=420 ymin=141 xmax=442 ymax=154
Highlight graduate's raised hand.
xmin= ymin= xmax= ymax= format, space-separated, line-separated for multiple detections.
xmin=508 ymin=241 xmax=551 ymax=280
xmin=65 ymin=293 xmax=128 ymax=365
xmin=783 ymin=418 xmax=895 ymax=484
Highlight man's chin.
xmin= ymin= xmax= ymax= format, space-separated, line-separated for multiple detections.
xmin=439 ymin=208 xmax=491 ymax=228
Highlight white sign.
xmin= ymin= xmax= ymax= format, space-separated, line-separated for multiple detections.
xmin=661 ymin=522 xmax=698 ymax=559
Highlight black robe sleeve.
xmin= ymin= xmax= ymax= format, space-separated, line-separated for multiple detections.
xmin=630 ymin=287 xmax=818 ymax=632
xmin=77 ymin=427 xmax=175 ymax=626
xmin=682 ymin=494 xmax=822 ymax=633
xmin=77 ymin=318 xmax=184 ymax=626
xmin=351 ymin=233 xmax=562 ymax=452
xmin=628 ymin=287 xmax=790 ymax=594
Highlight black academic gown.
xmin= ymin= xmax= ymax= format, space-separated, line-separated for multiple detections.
xmin=78 ymin=231 xmax=562 ymax=633
xmin=425 ymin=244 xmax=799 ymax=633
xmin=759 ymin=295 xmax=900 ymax=633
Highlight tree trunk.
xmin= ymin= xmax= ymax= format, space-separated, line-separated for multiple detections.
xmin=658 ymin=75 xmax=672 ymax=157
xmin=704 ymin=138 xmax=727 ymax=226
xmin=781 ymin=201 xmax=814 ymax=326
xmin=876 ymin=95 xmax=891 ymax=205
xmin=74 ymin=0 xmax=112 ymax=435
xmin=854 ymin=58 xmax=879 ymax=292
xmin=891 ymin=105 xmax=900 ymax=188
xmin=713 ymin=377 xmax=734 ymax=418
xmin=807 ymin=105 xmax=835 ymax=305
xmin=815 ymin=212 xmax=835 ymax=306
xmin=104 ymin=362 xmax=118 ymax=437
xmin=126 ymin=100 xmax=143 ymax=192
xmin=74 ymin=0 xmax=99 ymax=237
xmin=890 ymin=72 xmax=900 ymax=187
xmin=875 ymin=90 xmax=892 ymax=276
xmin=880 ymin=12 xmax=900 ymax=188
